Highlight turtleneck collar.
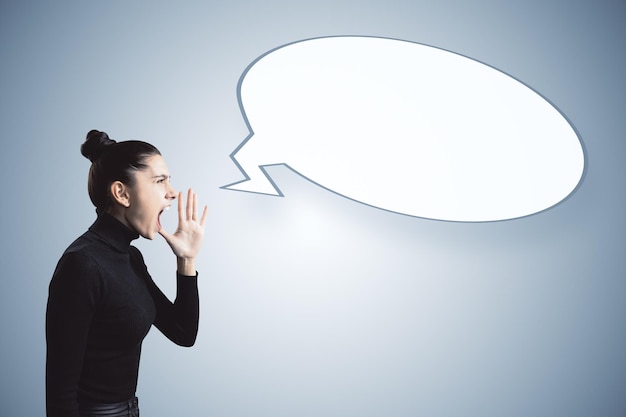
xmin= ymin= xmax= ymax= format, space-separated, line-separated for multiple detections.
xmin=89 ymin=211 xmax=140 ymax=253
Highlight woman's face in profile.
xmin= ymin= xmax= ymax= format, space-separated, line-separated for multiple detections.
xmin=122 ymin=154 xmax=177 ymax=239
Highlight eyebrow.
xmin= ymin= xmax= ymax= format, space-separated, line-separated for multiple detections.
xmin=152 ymin=174 xmax=171 ymax=180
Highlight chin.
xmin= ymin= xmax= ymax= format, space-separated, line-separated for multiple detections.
xmin=140 ymin=230 xmax=157 ymax=240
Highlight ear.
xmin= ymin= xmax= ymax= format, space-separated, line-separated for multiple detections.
xmin=110 ymin=181 xmax=131 ymax=208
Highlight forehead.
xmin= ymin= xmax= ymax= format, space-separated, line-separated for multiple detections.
xmin=141 ymin=154 xmax=170 ymax=176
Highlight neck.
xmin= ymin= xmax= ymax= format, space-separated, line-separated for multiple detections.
xmin=105 ymin=207 xmax=136 ymax=236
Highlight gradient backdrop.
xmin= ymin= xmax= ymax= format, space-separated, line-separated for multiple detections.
xmin=1 ymin=1 xmax=625 ymax=416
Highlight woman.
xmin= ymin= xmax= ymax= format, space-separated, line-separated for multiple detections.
xmin=46 ymin=130 xmax=208 ymax=417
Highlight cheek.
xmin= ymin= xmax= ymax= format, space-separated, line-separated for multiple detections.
xmin=148 ymin=192 xmax=162 ymax=214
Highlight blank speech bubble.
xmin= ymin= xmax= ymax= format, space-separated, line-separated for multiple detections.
xmin=222 ymin=36 xmax=585 ymax=222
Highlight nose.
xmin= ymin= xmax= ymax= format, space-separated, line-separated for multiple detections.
xmin=166 ymin=183 xmax=177 ymax=200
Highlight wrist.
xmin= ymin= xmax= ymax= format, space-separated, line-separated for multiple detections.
xmin=177 ymin=257 xmax=196 ymax=276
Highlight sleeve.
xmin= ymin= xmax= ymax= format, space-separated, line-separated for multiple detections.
xmin=45 ymin=251 xmax=102 ymax=417
xmin=130 ymin=247 xmax=200 ymax=347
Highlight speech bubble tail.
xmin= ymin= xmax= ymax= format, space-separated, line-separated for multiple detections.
xmin=220 ymin=167 xmax=283 ymax=196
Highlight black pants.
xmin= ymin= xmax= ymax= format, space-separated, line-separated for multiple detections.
xmin=79 ymin=397 xmax=139 ymax=417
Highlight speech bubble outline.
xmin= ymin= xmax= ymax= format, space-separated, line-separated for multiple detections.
xmin=221 ymin=36 xmax=586 ymax=222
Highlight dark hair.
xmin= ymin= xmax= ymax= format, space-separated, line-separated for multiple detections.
xmin=81 ymin=130 xmax=161 ymax=212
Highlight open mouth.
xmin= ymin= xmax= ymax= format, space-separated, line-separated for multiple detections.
xmin=157 ymin=206 xmax=170 ymax=229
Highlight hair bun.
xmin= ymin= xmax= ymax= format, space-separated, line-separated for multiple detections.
xmin=81 ymin=130 xmax=117 ymax=162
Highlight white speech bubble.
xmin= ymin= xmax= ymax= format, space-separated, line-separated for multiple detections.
xmin=222 ymin=36 xmax=585 ymax=222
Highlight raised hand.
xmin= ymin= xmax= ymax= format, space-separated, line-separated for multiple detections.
xmin=159 ymin=189 xmax=208 ymax=275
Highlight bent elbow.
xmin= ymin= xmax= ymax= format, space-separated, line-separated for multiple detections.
xmin=179 ymin=338 xmax=196 ymax=348
xmin=175 ymin=331 xmax=198 ymax=347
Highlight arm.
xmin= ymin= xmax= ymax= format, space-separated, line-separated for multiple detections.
xmin=153 ymin=188 xmax=207 ymax=345
xmin=148 ymin=273 xmax=200 ymax=346
xmin=130 ymin=247 xmax=199 ymax=346
xmin=46 ymin=251 xmax=101 ymax=417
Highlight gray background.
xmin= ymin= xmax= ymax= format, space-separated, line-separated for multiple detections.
xmin=1 ymin=1 xmax=625 ymax=416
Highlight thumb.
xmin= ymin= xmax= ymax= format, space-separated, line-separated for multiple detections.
xmin=158 ymin=227 xmax=173 ymax=243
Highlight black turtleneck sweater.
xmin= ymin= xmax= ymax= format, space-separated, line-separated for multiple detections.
xmin=45 ymin=213 xmax=199 ymax=417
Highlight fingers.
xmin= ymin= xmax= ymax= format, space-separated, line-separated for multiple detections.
xmin=186 ymin=188 xmax=194 ymax=221
xmin=179 ymin=188 xmax=206 ymax=223
xmin=192 ymin=190 xmax=198 ymax=222
xmin=199 ymin=205 xmax=208 ymax=227
xmin=177 ymin=191 xmax=185 ymax=222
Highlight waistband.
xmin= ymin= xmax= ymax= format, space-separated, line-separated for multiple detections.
xmin=79 ymin=396 xmax=139 ymax=417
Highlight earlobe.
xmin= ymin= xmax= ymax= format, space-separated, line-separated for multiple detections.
xmin=110 ymin=181 xmax=131 ymax=208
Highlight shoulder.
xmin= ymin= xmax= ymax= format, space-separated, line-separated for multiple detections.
xmin=50 ymin=234 xmax=105 ymax=292
xmin=59 ymin=232 xmax=105 ymax=271
xmin=55 ymin=248 xmax=100 ymax=275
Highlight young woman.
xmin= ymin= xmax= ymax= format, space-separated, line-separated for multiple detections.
xmin=46 ymin=130 xmax=208 ymax=417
